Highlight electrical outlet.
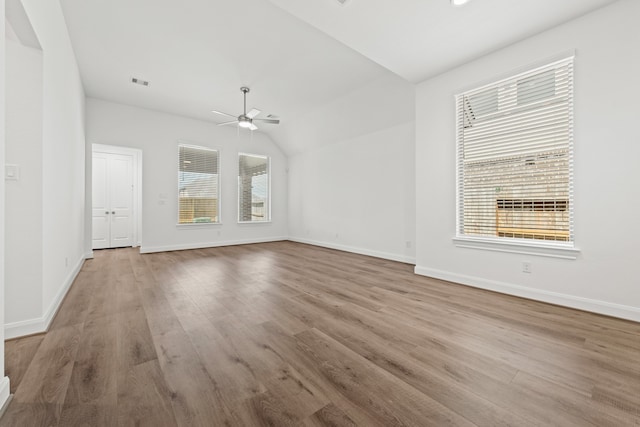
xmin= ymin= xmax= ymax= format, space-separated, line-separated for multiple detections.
xmin=405 ymin=241 xmax=412 ymax=249
xmin=65 ymin=257 xmax=69 ymax=267
xmin=522 ymin=261 xmax=532 ymax=274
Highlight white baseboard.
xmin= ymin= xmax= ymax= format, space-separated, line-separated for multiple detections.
xmin=289 ymin=237 xmax=416 ymax=265
xmin=4 ymin=255 xmax=86 ymax=339
xmin=85 ymin=251 xmax=94 ymax=259
xmin=0 ymin=377 xmax=10 ymax=415
xmin=415 ymin=265 xmax=640 ymax=323
xmin=139 ymin=236 xmax=288 ymax=254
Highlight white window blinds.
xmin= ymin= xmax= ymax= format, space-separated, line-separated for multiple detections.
xmin=456 ymin=57 xmax=574 ymax=243
xmin=178 ymin=144 xmax=219 ymax=224
xmin=238 ymin=153 xmax=270 ymax=222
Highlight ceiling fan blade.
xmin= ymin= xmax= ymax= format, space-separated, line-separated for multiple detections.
xmin=249 ymin=123 xmax=259 ymax=131
xmin=247 ymin=108 xmax=261 ymax=119
xmin=253 ymin=118 xmax=280 ymax=124
xmin=211 ymin=110 xmax=237 ymax=119
xmin=217 ymin=120 xmax=239 ymax=126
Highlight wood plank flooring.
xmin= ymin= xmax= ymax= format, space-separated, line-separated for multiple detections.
xmin=3 ymin=241 xmax=640 ymax=426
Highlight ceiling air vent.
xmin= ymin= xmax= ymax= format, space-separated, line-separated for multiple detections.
xmin=131 ymin=77 xmax=150 ymax=87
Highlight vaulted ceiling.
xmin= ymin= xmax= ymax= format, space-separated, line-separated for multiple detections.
xmin=59 ymin=0 xmax=618 ymax=154
xmin=268 ymin=0 xmax=618 ymax=83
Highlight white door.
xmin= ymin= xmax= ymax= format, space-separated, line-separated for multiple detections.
xmin=92 ymin=152 xmax=134 ymax=249
xmin=92 ymin=153 xmax=109 ymax=249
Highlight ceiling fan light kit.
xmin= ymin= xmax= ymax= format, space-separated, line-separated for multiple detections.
xmin=211 ymin=87 xmax=280 ymax=131
xmin=451 ymin=0 xmax=471 ymax=6
xmin=238 ymin=118 xmax=253 ymax=128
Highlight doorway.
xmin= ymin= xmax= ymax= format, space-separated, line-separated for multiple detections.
xmin=92 ymin=144 xmax=142 ymax=249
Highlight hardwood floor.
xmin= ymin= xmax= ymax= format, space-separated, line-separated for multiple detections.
xmin=3 ymin=241 xmax=640 ymax=426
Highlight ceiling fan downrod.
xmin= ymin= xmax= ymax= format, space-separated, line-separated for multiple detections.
xmin=241 ymin=86 xmax=250 ymax=115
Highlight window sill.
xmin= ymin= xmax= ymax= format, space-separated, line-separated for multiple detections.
xmin=176 ymin=223 xmax=222 ymax=228
xmin=237 ymin=221 xmax=272 ymax=225
xmin=453 ymin=236 xmax=580 ymax=260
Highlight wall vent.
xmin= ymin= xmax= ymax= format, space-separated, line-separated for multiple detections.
xmin=131 ymin=77 xmax=150 ymax=87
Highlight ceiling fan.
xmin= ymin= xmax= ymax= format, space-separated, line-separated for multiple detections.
xmin=212 ymin=87 xmax=280 ymax=131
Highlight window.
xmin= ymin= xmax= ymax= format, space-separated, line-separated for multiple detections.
xmin=178 ymin=144 xmax=219 ymax=224
xmin=456 ymin=56 xmax=574 ymax=244
xmin=238 ymin=153 xmax=270 ymax=222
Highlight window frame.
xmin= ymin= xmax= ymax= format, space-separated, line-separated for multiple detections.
xmin=237 ymin=152 xmax=271 ymax=224
xmin=453 ymin=54 xmax=579 ymax=259
xmin=177 ymin=142 xmax=222 ymax=226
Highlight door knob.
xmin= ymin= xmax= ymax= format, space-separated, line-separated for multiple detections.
xmin=105 ymin=211 xmax=109 ymax=214
xmin=112 ymin=211 xmax=116 ymax=214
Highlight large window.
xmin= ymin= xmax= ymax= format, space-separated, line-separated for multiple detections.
xmin=456 ymin=56 xmax=574 ymax=244
xmin=178 ymin=144 xmax=219 ymax=224
xmin=238 ymin=153 xmax=270 ymax=222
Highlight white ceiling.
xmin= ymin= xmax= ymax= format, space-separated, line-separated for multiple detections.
xmin=58 ymin=0 xmax=396 ymax=143
xmin=59 ymin=0 xmax=618 ymax=153
xmin=267 ymin=0 xmax=618 ymax=83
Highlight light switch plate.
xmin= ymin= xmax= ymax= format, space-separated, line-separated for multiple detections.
xmin=5 ymin=164 xmax=19 ymax=181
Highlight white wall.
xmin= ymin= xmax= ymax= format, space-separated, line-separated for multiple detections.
xmin=4 ymin=40 xmax=43 ymax=325
xmin=272 ymin=73 xmax=416 ymax=157
xmin=21 ymin=0 xmax=87 ymax=317
xmin=286 ymin=73 xmax=416 ymax=263
xmin=289 ymin=122 xmax=415 ymax=263
xmin=0 ymin=0 xmax=11 ymax=407
xmin=415 ymin=0 xmax=640 ymax=320
xmin=85 ymin=98 xmax=288 ymax=253
xmin=3 ymin=0 xmax=86 ymax=339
